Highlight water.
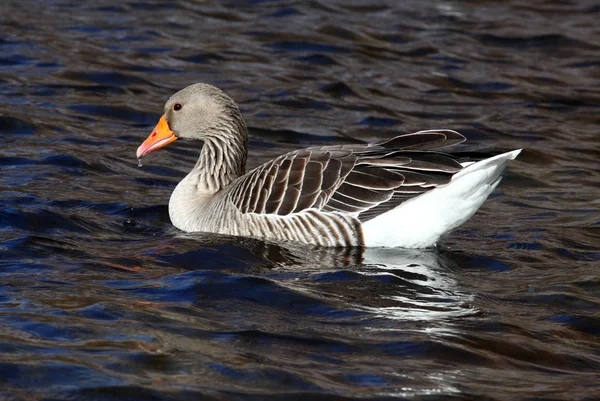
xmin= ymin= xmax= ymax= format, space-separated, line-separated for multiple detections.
xmin=1 ymin=0 xmax=599 ymax=400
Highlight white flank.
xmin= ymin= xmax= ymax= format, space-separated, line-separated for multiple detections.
xmin=362 ymin=149 xmax=521 ymax=248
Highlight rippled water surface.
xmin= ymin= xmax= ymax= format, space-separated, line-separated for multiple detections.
xmin=1 ymin=1 xmax=600 ymax=400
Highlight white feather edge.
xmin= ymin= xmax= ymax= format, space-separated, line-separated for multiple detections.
xmin=361 ymin=149 xmax=522 ymax=248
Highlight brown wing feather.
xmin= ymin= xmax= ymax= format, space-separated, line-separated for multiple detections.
xmin=377 ymin=129 xmax=466 ymax=150
xmin=227 ymin=130 xmax=469 ymax=221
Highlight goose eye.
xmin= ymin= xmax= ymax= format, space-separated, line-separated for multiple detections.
xmin=173 ymin=103 xmax=182 ymax=111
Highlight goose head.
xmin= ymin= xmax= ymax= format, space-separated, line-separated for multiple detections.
xmin=136 ymin=83 xmax=245 ymax=159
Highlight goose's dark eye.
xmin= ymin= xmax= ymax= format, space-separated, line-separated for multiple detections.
xmin=173 ymin=103 xmax=182 ymax=111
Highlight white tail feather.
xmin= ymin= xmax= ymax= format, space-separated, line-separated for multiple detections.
xmin=362 ymin=149 xmax=521 ymax=248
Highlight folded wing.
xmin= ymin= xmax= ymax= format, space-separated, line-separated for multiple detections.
xmin=227 ymin=130 xmax=467 ymax=222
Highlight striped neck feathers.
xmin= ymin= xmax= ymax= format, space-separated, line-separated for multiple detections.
xmin=189 ymin=114 xmax=248 ymax=194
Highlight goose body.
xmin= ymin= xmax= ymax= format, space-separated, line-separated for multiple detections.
xmin=137 ymin=83 xmax=520 ymax=248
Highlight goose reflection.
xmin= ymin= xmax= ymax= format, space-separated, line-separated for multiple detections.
xmin=156 ymin=233 xmax=478 ymax=323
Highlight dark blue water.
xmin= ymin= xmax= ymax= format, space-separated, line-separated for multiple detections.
xmin=1 ymin=1 xmax=600 ymax=400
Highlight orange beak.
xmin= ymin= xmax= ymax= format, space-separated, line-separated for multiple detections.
xmin=136 ymin=115 xmax=177 ymax=159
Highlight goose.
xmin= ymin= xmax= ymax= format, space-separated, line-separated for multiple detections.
xmin=136 ymin=83 xmax=520 ymax=248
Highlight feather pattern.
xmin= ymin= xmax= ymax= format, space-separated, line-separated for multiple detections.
xmin=222 ymin=130 xmax=466 ymax=223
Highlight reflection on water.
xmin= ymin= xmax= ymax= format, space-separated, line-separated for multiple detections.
xmin=361 ymin=249 xmax=476 ymax=321
xmin=1 ymin=0 xmax=600 ymax=400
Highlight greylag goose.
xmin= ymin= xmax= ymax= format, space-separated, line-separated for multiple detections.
xmin=137 ymin=83 xmax=520 ymax=248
